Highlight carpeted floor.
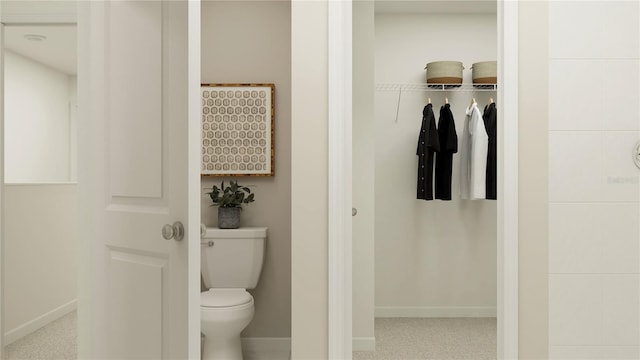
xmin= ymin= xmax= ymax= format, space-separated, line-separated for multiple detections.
xmin=3 ymin=314 xmax=495 ymax=360
xmin=353 ymin=318 xmax=497 ymax=360
xmin=4 ymin=311 xmax=77 ymax=360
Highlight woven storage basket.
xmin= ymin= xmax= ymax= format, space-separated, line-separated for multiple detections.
xmin=471 ymin=61 xmax=497 ymax=85
xmin=424 ymin=61 xmax=463 ymax=87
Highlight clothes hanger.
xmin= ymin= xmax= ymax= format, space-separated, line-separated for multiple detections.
xmin=428 ymin=97 xmax=432 ymax=104
xmin=445 ymin=97 xmax=449 ymax=104
xmin=489 ymin=97 xmax=494 ymax=105
xmin=470 ymin=97 xmax=476 ymax=107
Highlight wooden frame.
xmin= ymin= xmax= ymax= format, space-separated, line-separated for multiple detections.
xmin=200 ymin=83 xmax=275 ymax=177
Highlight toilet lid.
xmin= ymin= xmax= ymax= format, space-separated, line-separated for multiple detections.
xmin=201 ymin=289 xmax=253 ymax=308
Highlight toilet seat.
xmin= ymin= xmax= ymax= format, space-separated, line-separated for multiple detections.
xmin=201 ymin=289 xmax=253 ymax=308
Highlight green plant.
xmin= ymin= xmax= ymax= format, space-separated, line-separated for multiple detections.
xmin=206 ymin=180 xmax=255 ymax=208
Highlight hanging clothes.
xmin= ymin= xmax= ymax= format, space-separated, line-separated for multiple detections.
xmin=459 ymin=101 xmax=489 ymax=200
xmin=483 ymin=102 xmax=497 ymax=200
xmin=416 ymin=104 xmax=440 ymax=200
xmin=434 ymin=104 xmax=458 ymax=200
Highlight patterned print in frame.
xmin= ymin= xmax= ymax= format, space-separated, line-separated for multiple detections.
xmin=201 ymin=84 xmax=275 ymax=176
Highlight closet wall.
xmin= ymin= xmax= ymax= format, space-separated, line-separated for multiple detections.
xmin=201 ymin=0 xmax=291 ymax=339
xmin=374 ymin=12 xmax=497 ymax=316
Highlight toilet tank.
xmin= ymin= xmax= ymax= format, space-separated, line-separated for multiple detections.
xmin=201 ymin=227 xmax=267 ymax=289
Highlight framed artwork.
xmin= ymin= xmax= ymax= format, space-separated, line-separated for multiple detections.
xmin=200 ymin=83 xmax=275 ymax=176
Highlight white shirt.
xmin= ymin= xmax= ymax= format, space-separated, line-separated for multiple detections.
xmin=459 ymin=102 xmax=489 ymax=200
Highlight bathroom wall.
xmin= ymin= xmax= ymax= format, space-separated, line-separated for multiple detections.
xmin=3 ymin=184 xmax=77 ymax=344
xmin=291 ymin=0 xmax=328 ymax=357
xmin=4 ymin=50 xmax=74 ymax=183
xmin=374 ymin=13 xmax=498 ymax=316
xmin=200 ymin=0 xmax=291 ymax=338
xmin=547 ymin=1 xmax=640 ymax=358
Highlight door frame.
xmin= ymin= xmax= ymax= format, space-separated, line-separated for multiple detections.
xmin=327 ymin=1 xmax=519 ymax=358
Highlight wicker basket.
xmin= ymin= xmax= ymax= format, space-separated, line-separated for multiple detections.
xmin=424 ymin=61 xmax=463 ymax=87
xmin=471 ymin=61 xmax=497 ymax=85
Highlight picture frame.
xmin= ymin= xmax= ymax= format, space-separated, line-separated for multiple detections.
xmin=200 ymin=83 xmax=275 ymax=177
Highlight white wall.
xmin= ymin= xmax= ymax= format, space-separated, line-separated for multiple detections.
xmin=547 ymin=1 xmax=640 ymax=358
xmin=374 ymin=13 xmax=497 ymax=316
xmin=518 ymin=1 xmax=549 ymax=358
xmin=291 ymin=0 xmax=328 ymax=358
xmin=200 ymin=0 xmax=291 ymax=338
xmin=3 ymin=184 xmax=77 ymax=344
xmin=4 ymin=50 xmax=74 ymax=183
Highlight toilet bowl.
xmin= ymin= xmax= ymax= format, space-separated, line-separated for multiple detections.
xmin=200 ymin=227 xmax=267 ymax=360
xmin=201 ymin=289 xmax=254 ymax=360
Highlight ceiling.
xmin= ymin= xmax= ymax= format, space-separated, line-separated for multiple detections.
xmin=375 ymin=0 xmax=497 ymax=14
xmin=4 ymin=25 xmax=77 ymax=76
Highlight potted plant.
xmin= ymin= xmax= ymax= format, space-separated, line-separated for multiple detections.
xmin=206 ymin=180 xmax=255 ymax=229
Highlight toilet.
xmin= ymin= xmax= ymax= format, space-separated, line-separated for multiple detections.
xmin=201 ymin=227 xmax=267 ymax=360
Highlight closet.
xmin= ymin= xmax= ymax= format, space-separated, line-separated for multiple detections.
xmin=352 ymin=1 xmax=498 ymax=357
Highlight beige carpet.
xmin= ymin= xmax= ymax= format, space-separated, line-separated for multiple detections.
xmin=4 ymin=314 xmax=495 ymax=360
xmin=353 ymin=318 xmax=497 ymax=360
xmin=4 ymin=311 xmax=76 ymax=360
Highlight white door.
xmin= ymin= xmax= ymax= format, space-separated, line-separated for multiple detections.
xmin=78 ymin=1 xmax=200 ymax=358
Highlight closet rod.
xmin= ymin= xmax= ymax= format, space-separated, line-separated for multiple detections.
xmin=376 ymin=83 xmax=497 ymax=92
xmin=384 ymin=83 xmax=497 ymax=124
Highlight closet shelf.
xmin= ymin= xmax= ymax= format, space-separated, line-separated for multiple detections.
xmin=376 ymin=83 xmax=497 ymax=92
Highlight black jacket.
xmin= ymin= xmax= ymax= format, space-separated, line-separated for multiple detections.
xmin=435 ymin=104 xmax=458 ymax=200
xmin=483 ymin=102 xmax=497 ymax=200
xmin=417 ymin=104 xmax=440 ymax=200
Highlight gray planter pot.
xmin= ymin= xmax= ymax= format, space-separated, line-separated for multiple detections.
xmin=218 ymin=207 xmax=241 ymax=229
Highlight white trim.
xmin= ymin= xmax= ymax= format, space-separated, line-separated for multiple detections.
xmin=352 ymin=337 xmax=375 ymax=352
xmin=327 ymin=0 xmax=353 ymax=359
xmin=187 ymin=1 xmax=202 ymax=359
xmin=375 ymin=306 xmax=497 ymax=318
xmin=497 ymin=1 xmax=519 ymax=359
xmin=241 ymin=337 xmax=291 ymax=360
xmin=3 ymin=299 xmax=77 ymax=345
xmin=0 ymin=19 xmax=5 ymax=359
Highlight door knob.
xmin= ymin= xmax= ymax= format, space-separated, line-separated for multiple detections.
xmin=634 ymin=141 xmax=640 ymax=169
xmin=162 ymin=221 xmax=184 ymax=241
xmin=352 ymin=207 xmax=357 ymax=216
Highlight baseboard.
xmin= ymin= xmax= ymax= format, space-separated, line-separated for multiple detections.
xmin=4 ymin=299 xmax=77 ymax=345
xmin=241 ymin=337 xmax=291 ymax=360
xmin=375 ymin=306 xmax=496 ymax=318
xmin=353 ymin=337 xmax=376 ymax=352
